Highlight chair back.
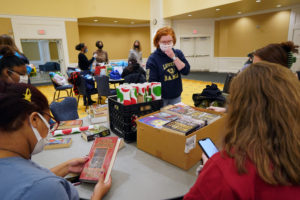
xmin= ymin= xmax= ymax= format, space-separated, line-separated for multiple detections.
xmin=77 ymin=76 xmax=88 ymax=96
xmin=95 ymin=75 xmax=111 ymax=97
xmin=49 ymin=74 xmax=59 ymax=89
xmin=50 ymin=97 xmax=79 ymax=121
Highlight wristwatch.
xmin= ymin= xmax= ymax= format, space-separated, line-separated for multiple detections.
xmin=172 ymin=56 xmax=177 ymax=61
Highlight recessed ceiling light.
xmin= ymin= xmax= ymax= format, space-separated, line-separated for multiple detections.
xmin=216 ymin=8 xmax=220 ymax=11
xmin=237 ymin=11 xmax=242 ymax=14
xmin=256 ymin=0 xmax=261 ymax=2
xmin=276 ymin=4 xmax=282 ymax=7
xmin=131 ymin=22 xmax=135 ymax=24
xmin=188 ymin=14 xmax=192 ymax=17
xmin=114 ymin=21 xmax=118 ymax=23
xmin=93 ymin=19 xmax=98 ymax=22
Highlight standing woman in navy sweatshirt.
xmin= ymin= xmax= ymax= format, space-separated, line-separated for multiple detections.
xmin=75 ymin=43 xmax=95 ymax=74
xmin=146 ymin=27 xmax=190 ymax=106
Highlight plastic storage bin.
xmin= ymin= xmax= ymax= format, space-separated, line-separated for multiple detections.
xmin=108 ymin=95 xmax=163 ymax=142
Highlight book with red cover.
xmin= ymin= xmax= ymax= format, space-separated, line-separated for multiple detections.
xmin=79 ymin=137 xmax=121 ymax=183
xmin=57 ymin=119 xmax=83 ymax=130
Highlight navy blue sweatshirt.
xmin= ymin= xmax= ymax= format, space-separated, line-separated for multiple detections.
xmin=78 ymin=53 xmax=95 ymax=71
xmin=146 ymin=48 xmax=190 ymax=99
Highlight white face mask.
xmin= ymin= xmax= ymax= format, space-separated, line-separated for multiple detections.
xmin=19 ymin=75 xmax=29 ymax=83
xmin=31 ymin=113 xmax=50 ymax=155
xmin=159 ymin=42 xmax=173 ymax=52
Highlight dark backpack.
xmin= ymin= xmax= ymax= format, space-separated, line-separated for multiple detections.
xmin=193 ymin=83 xmax=225 ymax=108
xmin=124 ymin=72 xmax=146 ymax=84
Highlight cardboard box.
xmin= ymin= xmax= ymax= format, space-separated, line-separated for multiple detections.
xmin=136 ymin=107 xmax=225 ymax=170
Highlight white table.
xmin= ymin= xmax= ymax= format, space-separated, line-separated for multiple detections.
xmin=32 ymin=118 xmax=199 ymax=200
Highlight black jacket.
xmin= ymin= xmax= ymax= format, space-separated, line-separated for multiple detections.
xmin=78 ymin=53 xmax=94 ymax=71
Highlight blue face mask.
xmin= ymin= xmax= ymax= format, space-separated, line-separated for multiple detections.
xmin=26 ymin=65 xmax=32 ymax=74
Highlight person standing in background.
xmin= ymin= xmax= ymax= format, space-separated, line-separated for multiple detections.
xmin=128 ymin=40 xmax=143 ymax=66
xmin=94 ymin=41 xmax=109 ymax=64
xmin=75 ymin=43 xmax=96 ymax=106
xmin=146 ymin=27 xmax=190 ymax=106
xmin=75 ymin=43 xmax=95 ymax=73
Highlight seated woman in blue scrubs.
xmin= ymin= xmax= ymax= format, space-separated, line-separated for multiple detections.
xmin=0 ymin=82 xmax=111 ymax=200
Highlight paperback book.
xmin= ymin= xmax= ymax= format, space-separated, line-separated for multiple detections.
xmin=161 ymin=104 xmax=196 ymax=116
xmin=163 ymin=118 xmax=202 ymax=136
xmin=138 ymin=116 xmax=170 ymax=128
xmin=44 ymin=137 xmax=72 ymax=150
xmin=80 ymin=137 xmax=121 ymax=183
xmin=57 ymin=120 xmax=83 ymax=130
xmin=81 ymin=126 xmax=110 ymax=142
xmin=152 ymin=112 xmax=178 ymax=121
xmin=89 ymin=105 xmax=108 ymax=124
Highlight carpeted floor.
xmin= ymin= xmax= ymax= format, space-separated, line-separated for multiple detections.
xmin=37 ymin=79 xmax=223 ymax=118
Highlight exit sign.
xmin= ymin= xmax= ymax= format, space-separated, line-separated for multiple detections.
xmin=38 ymin=30 xmax=46 ymax=35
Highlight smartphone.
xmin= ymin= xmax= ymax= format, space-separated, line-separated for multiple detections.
xmin=198 ymin=138 xmax=219 ymax=158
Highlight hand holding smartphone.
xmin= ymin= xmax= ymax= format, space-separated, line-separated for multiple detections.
xmin=198 ymin=138 xmax=219 ymax=159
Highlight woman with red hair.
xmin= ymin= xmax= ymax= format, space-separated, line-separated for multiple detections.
xmin=146 ymin=27 xmax=190 ymax=106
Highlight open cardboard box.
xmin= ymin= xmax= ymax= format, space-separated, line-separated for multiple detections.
xmin=136 ymin=107 xmax=226 ymax=170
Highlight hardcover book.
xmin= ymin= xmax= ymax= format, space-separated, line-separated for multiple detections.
xmin=138 ymin=116 xmax=170 ymax=128
xmin=81 ymin=126 xmax=110 ymax=142
xmin=44 ymin=137 xmax=72 ymax=150
xmin=79 ymin=137 xmax=121 ymax=183
xmin=57 ymin=120 xmax=83 ymax=130
xmin=163 ymin=119 xmax=202 ymax=135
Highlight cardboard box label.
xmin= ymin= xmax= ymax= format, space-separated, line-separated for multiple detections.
xmin=184 ymin=135 xmax=196 ymax=153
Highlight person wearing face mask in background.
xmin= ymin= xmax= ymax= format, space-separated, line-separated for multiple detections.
xmin=0 ymin=83 xmax=112 ymax=200
xmin=129 ymin=40 xmax=143 ymax=66
xmin=0 ymin=45 xmax=29 ymax=84
xmin=94 ymin=41 xmax=109 ymax=64
xmin=75 ymin=43 xmax=97 ymax=106
xmin=146 ymin=27 xmax=190 ymax=106
xmin=76 ymin=43 xmax=96 ymax=73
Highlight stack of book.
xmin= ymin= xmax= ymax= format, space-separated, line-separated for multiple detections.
xmin=89 ymin=104 xmax=108 ymax=124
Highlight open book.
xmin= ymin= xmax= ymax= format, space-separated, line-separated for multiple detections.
xmin=79 ymin=137 xmax=121 ymax=183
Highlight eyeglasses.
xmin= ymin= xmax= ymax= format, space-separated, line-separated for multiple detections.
xmin=41 ymin=112 xmax=60 ymax=132
xmin=8 ymin=69 xmax=26 ymax=76
xmin=159 ymin=40 xmax=173 ymax=45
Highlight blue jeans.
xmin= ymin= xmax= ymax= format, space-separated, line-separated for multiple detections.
xmin=163 ymin=96 xmax=181 ymax=106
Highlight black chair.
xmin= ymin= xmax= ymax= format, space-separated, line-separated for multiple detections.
xmin=222 ymin=73 xmax=236 ymax=94
xmin=95 ymin=75 xmax=117 ymax=104
xmin=49 ymin=74 xmax=73 ymax=101
xmin=50 ymin=97 xmax=79 ymax=121
xmin=77 ymin=76 xmax=97 ymax=109
xmin=39 ymin=62 xmax=60 ymax=72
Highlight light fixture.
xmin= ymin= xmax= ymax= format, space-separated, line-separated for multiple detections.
xmin=188 ymin=14 xmax=192 ymax=17
xmin=256 ymin=0 xmax=261 ymax=2
xmin=216 ymin=8 xmax=220 ymax=11
xmin=237 ymin=11 xmax=242 ymax=14
xmin=131 ymin=21 xmax=135 ymax=24
xmin=114 ymin=21 xmax=118 ymax=23
xmin=93 ymin=19 xmax=98 ymax=22
xmin=276 ymin=4 xmax=282 ymax=7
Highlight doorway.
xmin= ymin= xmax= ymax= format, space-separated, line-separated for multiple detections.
xmin=180 ymin=36 xmax=212 ymax=71
xmin=21 ymin=39 xmax=65 ymax=84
